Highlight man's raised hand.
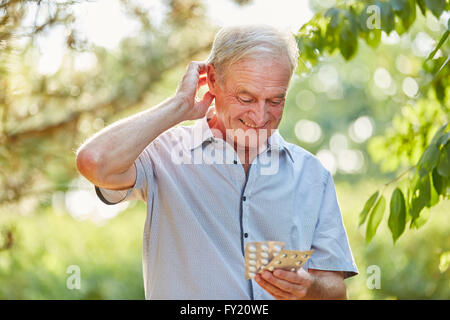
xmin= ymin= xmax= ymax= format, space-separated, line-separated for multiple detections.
xmin=176 ymin=61 xmax=215 ymax=121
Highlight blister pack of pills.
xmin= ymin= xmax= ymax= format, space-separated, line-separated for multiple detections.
xmin=244 ymin=241 xmax=314 ymax=280
xmin=262 ymin=249 xmax=314 ymax=273
xmin=244 ymin=241 xmax=284 ymax=280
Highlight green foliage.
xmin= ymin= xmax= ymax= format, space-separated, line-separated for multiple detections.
xmin=361 ymin=122 xmax=449 ymax=243
xmin=338 ymin=8 xmax=359 ymax=60
xmin=0 ymin=0 xmax=216 ymax=207
xmin=388 ymin=188 xmax=406 ymax=242
xmin=296 ymin=0 xmax=449 ymax=102
xmin=425 ymin=0 xmax=448 ymax=17
xmin=365 ymin=131 xmax=448 ymax=241
xmin=365 ymin=195 xmax=386 ymax=244
xmin=338 ymin=180 xmax=449 ymax=299
xmin=410 ymin=173 xmax=431 ymax=219
xmin=297 ymin=0 xmax=449 ymax=244
xmin=359 ymin=191 xmax=379 ymax=226
xmin=437 ymin=140 xmax=450 ymax=177
xmin=368 ymin=100 xmax=447 ymax=171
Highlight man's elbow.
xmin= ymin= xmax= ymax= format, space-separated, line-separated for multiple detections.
xmin=76 ymin=148 xmax=101 ymax=182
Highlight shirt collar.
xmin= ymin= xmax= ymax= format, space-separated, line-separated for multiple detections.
xmin=188 ymin=108 xmax=294 ymax=163
xmin=267 ymin=130 xmax=295 ymax=163
xmin=188 ymin=111 xmax=215 ymax=151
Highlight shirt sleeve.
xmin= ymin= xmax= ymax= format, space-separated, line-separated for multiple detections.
xmin=307 ymin=170 xmax=359 ymax=279
xmin=94 ymin=145 xmax=155 ymax=205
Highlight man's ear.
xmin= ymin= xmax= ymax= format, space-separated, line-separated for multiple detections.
xmin=206 ymin=64 xmax=218 ymax=95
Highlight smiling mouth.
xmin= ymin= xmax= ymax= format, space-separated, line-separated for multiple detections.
xmin=239 ymin=119 xmax=268 ymax=129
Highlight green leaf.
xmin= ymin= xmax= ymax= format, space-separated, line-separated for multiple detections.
xmin=365 ymin=29 xmax=382 ymax=48
xmin=437 ymin=144 xmax=450 ymax=178
xmin=416 ymin=0 xmax=427 ymax=15
xmin=359 ymin=191 xmax=379 ymax=226
xmin=435 ymin=79 xmax=446 ymax=102
xmin=395 ymin=16 xmax=407 ymax=35
xmin=430 ymin=123 xmax=448 ymax=144
xmin=418 ymin=142 xmax=440 ymax=176
xmin=410 ymin=174 xmax=431 ymax=220
xmin=388 ymin=188 xmax=406 ymax=243
xmin=432 ymin=167 xmax=448 ymax=195
xmin=396 ymin=0 xmax=416 ymax=30
xmin=411 ymin=207 xmax=431 ymax=229
xmin=325 ymin=7 xmax=340 ymax=29
xmin=425 ymin=0 xmax=446 ymax=18
xmin=427 ymin=175 xmax=440 ymax=208
xmin=437 ymin=132 xmax=450 ymax=147
xmin=358 ymin=4 xmax=381 ymax=48
xmin=366 ymin=195 xmax=386 ymax=244
xmin=407 ymin=0 xmax=417 ymax=28
xmin=391 ymin=0 xmax=404 ymax=11
xmin=339 ymin=17 xmax=358 ymax=60
xmin=377 ymin=1 xmax=395 ymax=34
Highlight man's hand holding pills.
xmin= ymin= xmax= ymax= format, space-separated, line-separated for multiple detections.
xmin=254 ymin=268 xmax=314 ymax=300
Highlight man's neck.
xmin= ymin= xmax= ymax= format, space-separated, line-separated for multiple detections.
xmin=207 ymin=114 xmax=267 ymax=171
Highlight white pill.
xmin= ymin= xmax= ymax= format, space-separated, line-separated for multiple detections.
xmin=291 ymin=254 xmax=298 ymax=259
xmin=303 ymin=254 xmax=309 ymax=258
xmin=281 ymin=253 xmax=287 ymax=258
xmin=260 ymin=258 xmax=269 ymax=265
xmin=273 ymin=245 xmax=282 ymax=251
xmin=261 ymin=252 xmax=269 ymax=258
xmin=248 ymin=253 xmax=256 ymax=259
xmin=268 ymin=266 xmax=274 ymax=271
xmin=275 ymin=260 xmax=281 ymax=264
xmin=249 ymin=266 xmax=257 ymax=272
xmin=291 ymin=268 xmax=297 ymax=272
xmin=261 ymin=244 xmax=269 ymax=251
xmin=249 ymin=260 xmax=257 ymax=266
xmin=248 ymin=245 xmax=256 ymax=252
xmin=296 ymin=260 xmax=303 ymax=265
xmin=248 ymin=272 xmax=256 ymax=278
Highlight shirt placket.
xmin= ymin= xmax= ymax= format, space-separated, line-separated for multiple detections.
xmin=244 ymin=150 xmax=277 ymax=300
xmin=218 ymin=140 xmax=273 ymax=300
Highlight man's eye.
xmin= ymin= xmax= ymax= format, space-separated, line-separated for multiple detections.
xmin=269 ymin=100 xmax=283 ymax=105
xmin=239 ymin=97 xmax=252 ymax=103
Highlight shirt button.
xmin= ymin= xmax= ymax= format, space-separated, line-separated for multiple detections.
xmin=242 ymin=196 xmax=246 ymax=201
xmin=233 ymin=160 xmax=238 ymax=164
xmin=244 ymin=233 xmax=248 ymax=238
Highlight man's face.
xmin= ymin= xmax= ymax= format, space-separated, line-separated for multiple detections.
xmin=207 ymin=55 xmax=291 ymax=149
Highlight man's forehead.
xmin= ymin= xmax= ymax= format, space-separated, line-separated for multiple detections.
xmin=220 ymin=56 xmax=291 ymax=92
xmin=236 ymin=87 xmax=286 ymax=98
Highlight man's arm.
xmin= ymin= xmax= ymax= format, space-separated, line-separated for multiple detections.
xmin=304 ymin=269 xmax=346 ymax=299
xmin=76 ymin=61 xmax=214 ymax=190
xmin=254 ymin=268 xmax=347 ymax=300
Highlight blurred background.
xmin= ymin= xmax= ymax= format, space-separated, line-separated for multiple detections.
xmin=0 ymin=0 xmax=449 ymax=299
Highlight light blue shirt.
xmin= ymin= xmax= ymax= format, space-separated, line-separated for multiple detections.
xmin=95 ymin=111 xmax=358 ymax=300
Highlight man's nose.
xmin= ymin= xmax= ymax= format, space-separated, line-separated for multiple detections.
xmin=249 ymin=101 xmax=267 ymax=127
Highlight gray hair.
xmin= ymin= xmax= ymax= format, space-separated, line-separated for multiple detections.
xmin=206 ymin=24 xmax=299 ymax=83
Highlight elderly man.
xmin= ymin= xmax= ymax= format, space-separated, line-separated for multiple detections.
xmin=76 ymin=25 xmax=358 ymax=300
